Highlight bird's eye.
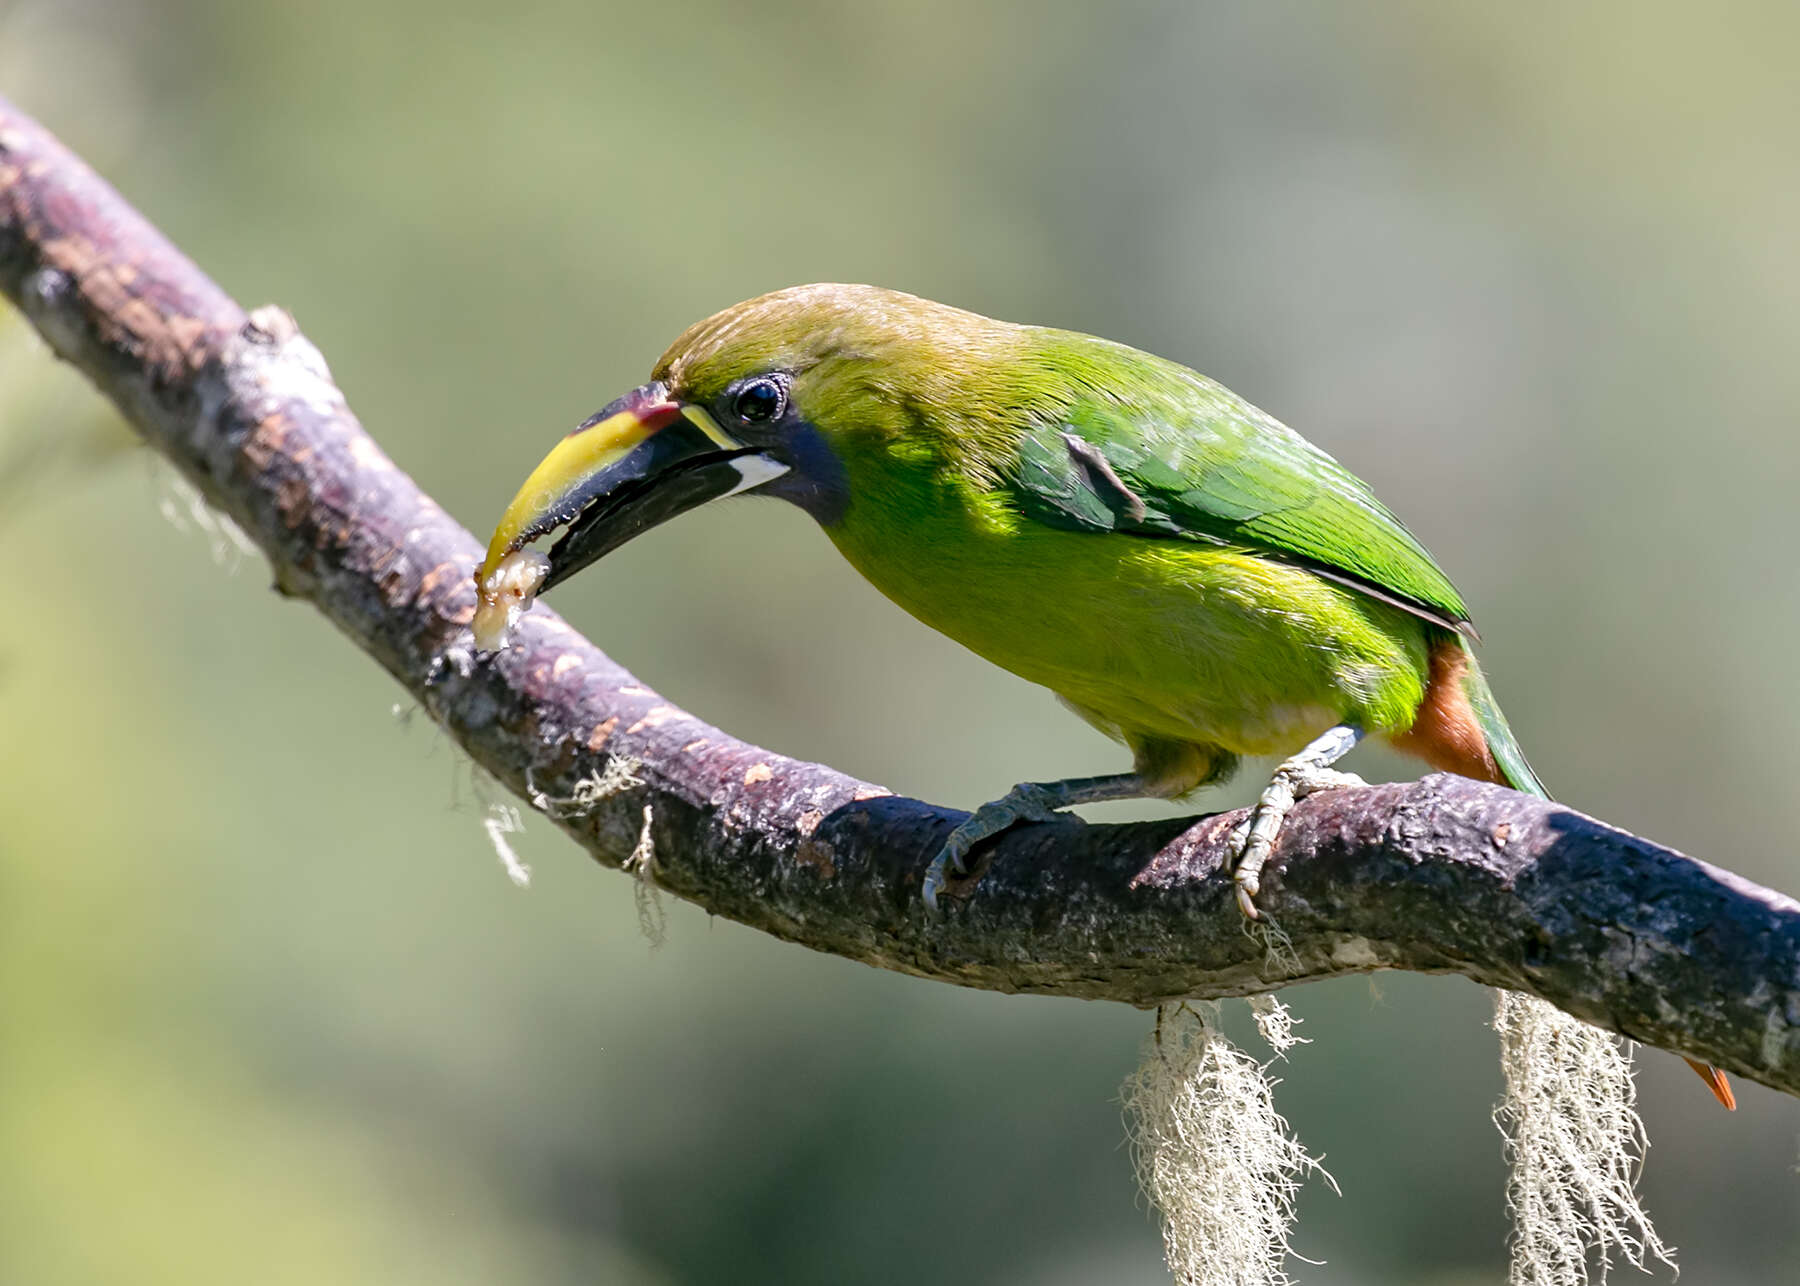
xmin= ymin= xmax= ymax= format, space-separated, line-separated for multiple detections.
xmin=732 ymin=377 xmax=785 ymax=425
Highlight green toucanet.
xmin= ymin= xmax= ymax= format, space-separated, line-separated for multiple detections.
xmin=472 ymin=283 xmax=1731 ymax=1109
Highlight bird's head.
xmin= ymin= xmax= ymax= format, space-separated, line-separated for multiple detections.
xmin=471 ymin=284 xmax=1018 ymax=644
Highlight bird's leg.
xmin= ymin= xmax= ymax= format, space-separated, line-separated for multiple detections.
xmin=922 ymin=772 xmax=1151 ymax=912
xmin=1231 ymin=724 xmax=1366 ymax=919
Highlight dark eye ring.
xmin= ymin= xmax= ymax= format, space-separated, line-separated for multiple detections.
xmin=732 ymin=377 xmax=785 ymax=425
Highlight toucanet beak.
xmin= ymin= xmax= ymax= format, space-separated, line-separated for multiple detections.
xmin=476 ymin=381 xmax=790 ymax=596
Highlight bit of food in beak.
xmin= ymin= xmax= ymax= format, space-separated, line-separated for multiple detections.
xmin=469 ymin=382 xmax=795 ymax=653
xmin=472 ymin=549 xmax=551 ymax=652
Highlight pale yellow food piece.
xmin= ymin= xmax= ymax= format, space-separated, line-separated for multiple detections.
xmin=472 ymin=549 xmax=551 ymax=652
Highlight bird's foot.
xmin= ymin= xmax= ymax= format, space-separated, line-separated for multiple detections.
xmin=922 ymin=782 xmax=1070 ymax=913
xmin=1230 ymin=726 xmax=1366 ymax=919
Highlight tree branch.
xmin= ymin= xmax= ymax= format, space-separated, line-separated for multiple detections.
xmin=4 ymin=95 xmax=1797 ymax=1097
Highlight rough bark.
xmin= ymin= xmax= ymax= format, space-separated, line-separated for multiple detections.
xmin=3 ymin=96 xmax=1797 ymax=1097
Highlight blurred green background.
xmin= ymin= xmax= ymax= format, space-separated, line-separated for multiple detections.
xmin=4 ymin=1 xmax=1798 ymax=1282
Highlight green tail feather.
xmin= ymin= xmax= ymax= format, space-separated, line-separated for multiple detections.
xmin=1457 ymin=639 xmax=1549 ymax=799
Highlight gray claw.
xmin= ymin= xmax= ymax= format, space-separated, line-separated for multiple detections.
xmin=920 ymin=783 xmax=1068 ymax=913
xmin=921 ymin=854 xmax=948 ymax=914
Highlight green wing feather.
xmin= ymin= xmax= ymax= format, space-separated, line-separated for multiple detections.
xmin=998 ymin=344 xmax=1555 ymax=793
xmin=1455 ymin=637 xmax=1549 ymax=797
xmin=1005 ymin=350 xmax=1472 ymax=634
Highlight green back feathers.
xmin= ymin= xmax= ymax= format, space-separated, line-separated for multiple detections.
xmin=1000 ymin=334 xmax=1471 ymax=632
xmin=657 ymin=285 xmax=1470 ymax=631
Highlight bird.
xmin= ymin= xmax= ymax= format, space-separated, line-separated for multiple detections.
xmin=471 ymin=282 xmax=1733 ymax=1110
